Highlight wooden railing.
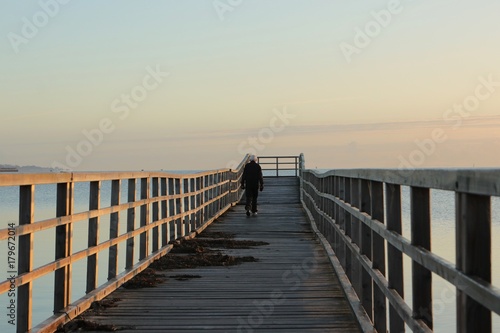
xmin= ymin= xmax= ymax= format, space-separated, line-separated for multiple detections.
xmin=258 ymin=155 xmax=300 ymax=177
xmin=0 ymin=155 xmax=248 ymax=333
xmin=300 ymin=166 xmax=500 ymax=333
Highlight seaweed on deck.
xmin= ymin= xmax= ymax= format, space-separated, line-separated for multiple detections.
xmin=56 ymin=319 xmax=130 ymax=332
xmin=122 ymin=268 xmax=166 ymax=289
xmin=151 ymin=232 xmax=267 ymax=269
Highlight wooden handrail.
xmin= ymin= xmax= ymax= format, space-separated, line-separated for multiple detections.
xmin=299 ymin=167 xmax=500 ymax=333
xmin=0 ymin=155 xmax=249 ymax=333
xmin=258 ymin=156 xmax=300 ymax=177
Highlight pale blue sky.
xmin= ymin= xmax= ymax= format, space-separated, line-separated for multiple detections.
xmin=1 ymin=0 xmax=499 ymax=170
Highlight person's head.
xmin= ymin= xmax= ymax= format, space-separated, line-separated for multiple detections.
xmin=249 ymin=155 xmax=257 ymax=162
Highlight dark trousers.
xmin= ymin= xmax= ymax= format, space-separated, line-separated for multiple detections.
xmin=245 ymin=185 xmax=259 ymax=213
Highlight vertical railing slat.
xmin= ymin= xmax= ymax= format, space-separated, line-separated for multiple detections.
xmin=360 ymin=179 xmax=373 ymax=321
xmin=183 ymin=178 xmax=190 ymax=235
xmin=161 ymin=178 xmax=168 ymax=247
xmin=87 ymin=181 xmax=100 ymax=293
xmin=17 ymin=184 xmax=34 ymax=333
xmin=199 ymin=176 xmax=205 ymax=225
xmin=350 ymin=178 xmax=361 ymax=298
xmin=108 ymin=179 xmax=120 ymax=280
xmin=54 ymin=182 xmax=73 ymax=313
xmin=386 ymin=183 xmax=405 ymax=333
xmin=344 ymin=177 xmax=352 ymax=280
xmin=169 ymin=178 xmax=176 ymax=240
xmin=139 ymin=177 xmax=150 ymax=260
xmin=337 ymin=177 xmax=345 ymax=265
xmin=126 ymin=179 xmax=136 ymax=269
xmin=177 ymin=178 xmax=185 ymax=238
xmin=190 ymin=178 xmax=196 ymax=230
xmin=371 ymin=180 xmax=386 ymax=333
xmin=411 ymin=186 xmax=433 ymax=329
xmin=152 ymin=177 xmax=159 ymax=252
xmin=456 ymin=192 xmax=491 ymax=333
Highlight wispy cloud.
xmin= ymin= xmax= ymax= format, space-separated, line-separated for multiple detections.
xmin=284 ymin=115 xmax=500 ymax=135
xmin=282 ymin=97 xmax=369 ymax=106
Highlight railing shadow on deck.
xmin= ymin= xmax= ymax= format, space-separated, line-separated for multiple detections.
xmin=0 ymin=155 xmax=252 ymax=333
xmin=299 ymin=154 xmax=500 ymax=333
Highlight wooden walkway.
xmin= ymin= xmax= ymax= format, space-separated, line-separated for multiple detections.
xmin=77 ymin=177 xmax=361 ymax=332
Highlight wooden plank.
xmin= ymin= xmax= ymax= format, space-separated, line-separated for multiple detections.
xmin=17 ymin=185 xmax=34 ymax=333
xmin=456 ymin=193 xmax=491 ymax=333
xmin=411 ymin=186 xmax=433 ymax=329
xmin=0 ymin=170 xmax=237 ymax=187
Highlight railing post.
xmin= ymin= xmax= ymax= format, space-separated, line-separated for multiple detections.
xmin=344 ymin=178 xmax=352 ymax=280
xmin=108 ymin=179 xmax=120 ymax=280
xmin=126 ymin=179 xmax=136 ymax=269
xmin=152 ymin=177 xmax=160 ymax=252
xmin=195 ymin=176 xmax=202 ymax=227
xmin=161 ymin=178 xmax=169 ymax=246
xmin=17 ymin=185 xmax=34 ymax=333
xmin=456 ymin=193 xmax=491 ymax=333
xmin=87 ymin=181 xmax=100 ymax=293
xmin=350 ymin=178 xmax=361 ymax=298
xmin=190 ymin=177 xmax=197 ymax=229
xmin=386 ymin=183 xmax=405 ymax=333
xmin=175 ymin=178 xmax=183 ymax=238
xmin=360 ymin=179 xmax=373 ymax=321
xmin=139 ymin=177 xmax=150 ymax=260
xmin=183 ymin=178 xmax=190 ymax=235
xmin=411 ymin=186 xmax=433 ymax=329
xmin=337 ymin=177 xmax=346 ymax=268
xmin=371 ymin=180 xmax=386 ymax=333
xmin=198 ymin=176 xmax=205 ymax=225
xmin=168 ymin=178 xmax=176 ymax=239
xmin=54 ymin=182 xmax=73 ymax=313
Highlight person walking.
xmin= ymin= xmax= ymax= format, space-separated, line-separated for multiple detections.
xmin=241 ymin=155 xmax=264 ymax=216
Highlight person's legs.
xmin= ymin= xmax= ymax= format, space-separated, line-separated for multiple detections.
xmin=251 ymin=187 xmax=259 ymax=213
xmin=245 ymin=188 xmax=252 ymax=213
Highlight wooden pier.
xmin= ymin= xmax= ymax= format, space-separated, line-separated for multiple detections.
xmin=1 ymin=154 xmax=499 ymax=333
xmin=74 ymin=177 xmax=361 ymax=332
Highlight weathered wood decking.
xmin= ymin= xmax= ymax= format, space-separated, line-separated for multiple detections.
xmin=76 ymin=177 xmax=361 ymax=332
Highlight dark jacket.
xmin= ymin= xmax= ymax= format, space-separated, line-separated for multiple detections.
xmin=241 ymin=161 xmax=264 ymax=188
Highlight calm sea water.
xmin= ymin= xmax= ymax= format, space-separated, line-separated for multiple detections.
xmin=0 ymin=179 xmax=499 ymax=332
